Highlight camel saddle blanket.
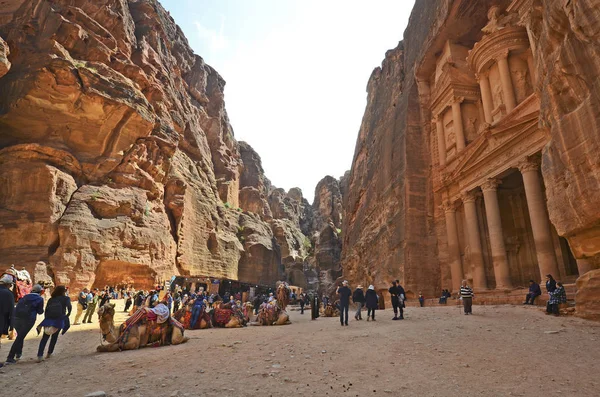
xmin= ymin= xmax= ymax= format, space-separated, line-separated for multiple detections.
xmin=117 ymin=308 xmax=184 ymax=346
xmin=214 ymin=308 xmax=233 ymax=325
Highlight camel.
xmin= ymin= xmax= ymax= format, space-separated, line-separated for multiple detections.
xmin=322 ymin=303 xmax=339 ymax=317
xmin=250 ymin=302 xmax=290 ymax=326
xmin=97 ymin=304 xmax=188 ymax=352
xmin=173 ymin=304 xmax=212 ymax=330
xmin=276 ymin=282 xmax=291 ymax=310
xmin=211 ymin=304 xmax=245 ymax=328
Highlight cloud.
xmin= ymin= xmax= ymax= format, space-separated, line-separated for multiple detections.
xmin=194 ymin=16 xmax=228 ymax=52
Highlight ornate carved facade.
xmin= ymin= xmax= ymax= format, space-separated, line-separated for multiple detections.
xmin=419 ymin=0 xmax=584 ymax=291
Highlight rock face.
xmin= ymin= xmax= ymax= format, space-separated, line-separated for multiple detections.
xmin=576 ymin=269 xmax=600 ymax=321
xmin=0 ymin=0 xmax=345 ymax=293
xmin=341 ymin=0 xmax=600 ymax=304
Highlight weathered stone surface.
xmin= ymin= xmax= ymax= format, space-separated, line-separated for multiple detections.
xmin=535 ymin=0 xmax=600 ymax=261
xmin=576 ymin=269 xmax=600 ymax=321
xmin=0 ymin=0 xmax=345 ymax=293
xmin=0 ymin=36 xmax=9 ymax=78
xmin=237 ymin=213 xmax=280 ymax=286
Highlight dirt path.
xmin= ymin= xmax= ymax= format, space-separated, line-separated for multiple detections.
xmin=0 ymin=302 xmax=598 ymax=397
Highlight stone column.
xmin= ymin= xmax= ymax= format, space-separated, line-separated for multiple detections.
xmin=526 ymin=52 xmax=537 ymax=85
xmin=443 ymin=201 xmax=464 ymax=292
xmin=462 ymin=191 xmax=487 ymax=290
xmin=478 ymin=73 xmax=494 ymax=124
xmin=435 ymin=117 xmax=446 ymax=166
xmin=481 ymin=179 xmax=512 ymax=289
xmin=497 ymin=52 xmax=517 ymax=112
xmin=451 ymin=98 xmax=466 ymax=151
xmin=518 ymin=160 xmax=560 ymax=280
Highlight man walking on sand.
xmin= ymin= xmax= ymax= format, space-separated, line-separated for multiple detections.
xmin=352 ymin=285 xmax=365 ymax=320
xmin=73 ymin=288 xmax=88 ymax=325
xmin=336 ymin=281 xmax=352 ymax=326
xmin=82 ymin=289 xmax=98 ymax=323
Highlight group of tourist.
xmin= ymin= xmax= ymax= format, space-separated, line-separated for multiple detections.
xmin=333 ymin=279 xmax=406 ymax=326
xmin=525 ymin=274 xmax=568 ymax=316
xmin=0 ymin=276 xmax=71 ymax=367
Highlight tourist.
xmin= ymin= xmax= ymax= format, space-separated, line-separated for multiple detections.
xmin=389 ymin=281 xmax=400 ymax=320
xmin=190 ymin=295 xmax=205 ymax=328
xmin=173 ymin=291 xmax=181 ymax=313
xmin=4 ymin=284 xmax=44 ymax=365
xmin=365 ymin=285 xmax=378 ymax=321
xmin=133 ymin=291 xmax=145 ymax=313
xmin=99 ymin=290 xmax=111 ymax=308
xmin=352 ymin=285 xmax=365 ymax=320
xmin=396 ymin=280 xmax=406 ymax=319
xmin=299 ymin=292 xmax=306 ymax=314
xmin=418 ymin=292 xmax=425 ymax=307
xmin=311 ymin=294 xmax=320 ymax=320
xmin=36 ymin=285 xmax=72 ymax=362
xmin=336 ymin=280 xmax=352 ymax=326
xmin=545 ymin=274 xmax=557 ymax=313
xmin=523 ymin=280 xmax=542 ymax=305
xmin=253 ymin=294 xmax=261 ymax=315
xmin=0 ymin=275 xmax=14 ymax=343
xmin=82 ymin=289 xmax=98 ymax=323
xmin=268 ymin=292 xmax=275 ymax=303
xmin=547 ymin=282 xmax=567 ymax=316
xmin=460 ymin=280 xmax=474 ymax=315
xmin=322 ymin=294 xmax=329 ymax=308
xmin=73 ymin=288 xmax=88 ymax=325
xmin=124 ymin=290 xmax=133 ymax=312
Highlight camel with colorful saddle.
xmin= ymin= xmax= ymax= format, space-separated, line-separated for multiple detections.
xmin=251 ymin=301 xmax=290 ymax=326
xmin=97 ymin=303 xmax=188 ymax=352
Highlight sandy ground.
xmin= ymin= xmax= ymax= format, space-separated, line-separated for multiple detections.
xmin=0 ymin=301 xmax=599 ymax=397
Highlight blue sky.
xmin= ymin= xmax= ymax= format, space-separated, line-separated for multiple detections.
xmin=160 ymin=0 xmax=415 ymax=202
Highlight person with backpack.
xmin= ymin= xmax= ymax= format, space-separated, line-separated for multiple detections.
xmin=73 ymin=288 xmax=88 ymax=325
xmin=4 ymin=284 xmax=45 ymax=365
xmin=36 ymin=285 xmax=71 ymax=363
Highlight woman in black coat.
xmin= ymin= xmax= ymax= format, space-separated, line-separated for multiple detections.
xmin=311 ymin=294 xmax=320 ymax=320
xmin=365 ymin=285 xmax=378 ymax=321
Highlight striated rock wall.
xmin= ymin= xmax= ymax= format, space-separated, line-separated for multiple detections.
xmin=534 ymin=0 xmax=600 ymax=262
xmin=0 ymin=0 xmax=345 ymax=293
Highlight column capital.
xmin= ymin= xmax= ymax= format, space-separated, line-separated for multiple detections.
xmin=481 ymin=178 xmax=502 ymax=192
xmin=453 ymin=96 xmax=465 ymax=104
xmin=495 ymin=49 xmax=510 ymax=62
xmin=441 ymin=200 xmax=459 ymax=213
xmin=517 ymin=158 xmax=539 ymax=173
xmin=475 ymin=71 xmax=489 ymax=82
xmin=461 ymin=190 xmax=481 ymax=203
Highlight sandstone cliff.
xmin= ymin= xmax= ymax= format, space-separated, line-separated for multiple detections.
xmin=0 ymin=0 xmax=345 ymax=293
xmin=341 ymin=0 xmax=600 ymax=304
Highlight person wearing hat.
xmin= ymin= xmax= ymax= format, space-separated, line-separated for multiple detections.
xmin=336 ymin=280 xmax=352 ymax=326
xmin=3 ymin=284 xmax=45 ymax=365
xmin=352 ymin=285 xmax=365 ymax=320
xmin=0 ymin=274 xmax=15 ymax=345
xmin=365 ymin=285 xmax=378 ymax=321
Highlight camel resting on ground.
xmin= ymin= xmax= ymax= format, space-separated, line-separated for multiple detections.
xmin=97 ymin=304 xmax=188 ymax=352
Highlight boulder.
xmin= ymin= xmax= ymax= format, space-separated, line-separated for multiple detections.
xmin=576 ymin=269 xmax=600 ymax=321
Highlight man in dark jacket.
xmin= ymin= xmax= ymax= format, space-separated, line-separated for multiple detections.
xmin=389 ymin=281 xmax=403 ymax=320
xmin=524 ymin=280 xmax=542 ymax=305
xmin=4 ymin=284 xmax=45 ymax=365
xmin=0 ymin=275 xmax=15 ymax=346
xmin=352 ymin=285 xmax=365 ymax=320
xmin=336 ymin=281 xmax=352 ymax=326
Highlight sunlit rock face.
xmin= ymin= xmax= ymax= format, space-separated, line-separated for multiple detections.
xmin=0 ymin=0 xmax=346 ymax=292
xmin=341 ymin=0 xmax=600 ymax=302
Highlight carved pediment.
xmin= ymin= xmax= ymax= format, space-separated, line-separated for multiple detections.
xmin=449 ymin=107 xmax=539 ymax=181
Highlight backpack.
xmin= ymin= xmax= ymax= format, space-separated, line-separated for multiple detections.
xmin=45 ymin=298 xmax=64 ymax=319
xmin=15 ymin=298 xmax=33 ymax=319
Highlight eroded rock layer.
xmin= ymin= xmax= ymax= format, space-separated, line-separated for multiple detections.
xmin=0 ymin=0 xmax=345 ymax=293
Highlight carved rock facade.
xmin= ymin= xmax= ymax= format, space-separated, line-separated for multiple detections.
xmin=342 ymin=0 xmax=600 ymax=307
